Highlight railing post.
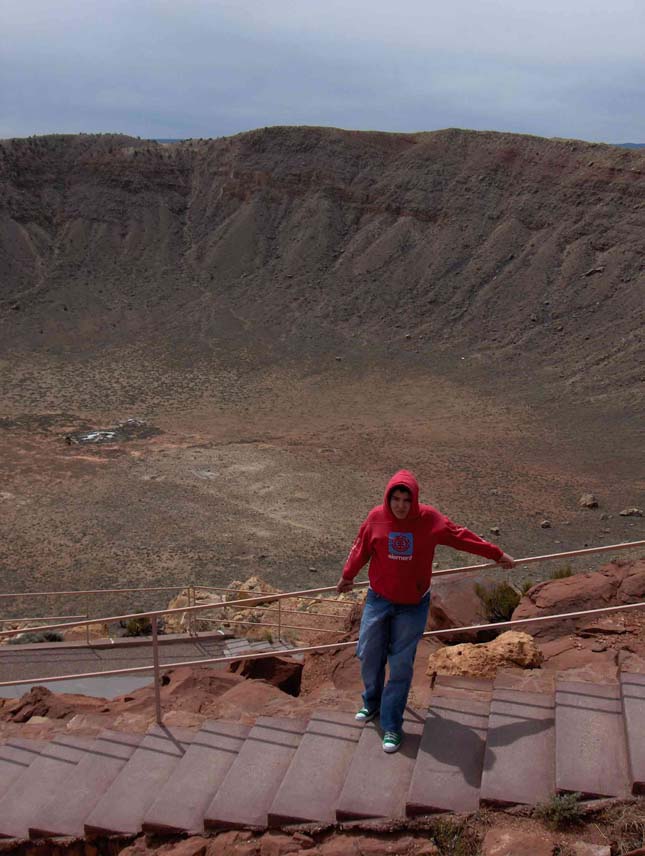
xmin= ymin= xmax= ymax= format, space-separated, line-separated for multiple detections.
xmin=277 ymin=599 xmax=282 ymax=643
xmin=188 ymin=585 xmax=195 ymax=637
xmin=85 ymin=596 xmax=91 ymax=646
xmin=151 ymin=616 xmax=163 ymax=725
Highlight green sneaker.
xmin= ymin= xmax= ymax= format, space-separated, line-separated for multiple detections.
xmin=382 ymin=731 xmax=402 ymax=753
xmin=355 ymin=707 xmax=378 ymax=723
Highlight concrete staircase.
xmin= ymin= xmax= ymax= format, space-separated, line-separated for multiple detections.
xmin=0 ymin=670 xmax=643 ymax=841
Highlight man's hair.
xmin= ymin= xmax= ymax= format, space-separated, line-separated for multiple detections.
xmin=388 ymin=484 xmax=412 ymax=500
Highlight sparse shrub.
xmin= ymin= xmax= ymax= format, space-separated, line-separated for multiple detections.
xmin=534 ymin=792 xmax=584 ymax=828
xmin=549 ymin=564 xmax=573 ymax=580
xmin=520 ymin=579 xmax=534 ymax=594
xmin=124 ymin=617 xmax=152 ymax=637
xmin=431 ymin=816 xmax=481 ymax=856
xmin=8 ymin=631 xmax=63 ymax=644
xmin=474 ymin=581 xmax=521 ymax=623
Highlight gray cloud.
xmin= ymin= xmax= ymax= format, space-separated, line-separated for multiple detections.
xmin=1 ymin=0 xmax=643 ymax=142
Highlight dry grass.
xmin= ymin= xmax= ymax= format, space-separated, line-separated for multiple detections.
xmin=597 ymin=801 xmax=645 ymax=855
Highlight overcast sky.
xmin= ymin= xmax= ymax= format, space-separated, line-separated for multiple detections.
xmin=2 ymin=0 xmax=644 ymax=143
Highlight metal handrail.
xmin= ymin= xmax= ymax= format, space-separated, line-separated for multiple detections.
xmin=216 ymin=603 xmax=347 ymax=620
xmin=0 ymin=540 xmax=643 ymax=641
xmin=0 ymin=540 xmax=643 ymax=728
xmin=0 ymin=587 xmax=364 ymax=639
xmin=1 ymin=598 xmax=643 ymax=691
xmin=431 ymin=540 xmax=645 ymax=577
xmin=0 ymin=585 xmax=193 ymax=599
xmin=197 ymin=618 xmax=348 ymax=634
xmin=193 ymin=586 xmax=356 ymax=606
xmin=0 ymin=585 xmax=356 ymax=605
xmin=0 ymin=615 xmax=86 ymax=624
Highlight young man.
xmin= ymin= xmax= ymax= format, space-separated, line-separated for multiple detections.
xmin=337 ymin=469 xmax=515 ymax=753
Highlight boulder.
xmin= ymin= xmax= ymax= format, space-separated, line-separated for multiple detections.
xmin=0 ymin=685 xmax=105 ymax=723
xmin=62 ymin=621 xmax=110 ymax=641
xmin=619 ymin=507 xmax=643 ymax=517
xmin=164 ymin=587 xmax=226 ymax=634
xmin=579 ymin=493 xmax=599 ymax=508
xmin=428 ymin=578 xmax=488 ymax=643
xmin=204 ymin=680 xmax=299 ymax=720
xmin=426 ymin=631 xmax=543 ymax=679
xmin=575 ymin=617 xmax=628 ymax=637
xmin=512 ymin=559 xmax=645 ymax=639
xmin=165 ymin=576 xmax=363 ymax=642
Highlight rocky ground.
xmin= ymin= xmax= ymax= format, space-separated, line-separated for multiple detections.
xmin=0 ymin=368 xmax=643 ymax=622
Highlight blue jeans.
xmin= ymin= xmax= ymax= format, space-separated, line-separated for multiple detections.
xmin=356 ymin=588 xmax=431 ymax=733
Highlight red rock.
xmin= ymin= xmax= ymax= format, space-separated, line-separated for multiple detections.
xmin=481 ymin=827 xmax=555 ymax=856
xmin=118 ymin=837 xmax=155 ymax=856
xmin=320 ymin=838 xmax=361 ymax=856
xmin=540 ymin=638 xmax=620 ymax=680
xmin=429 ymin=579 xmax=487 ymax=642
xmin=161 ymin=838 xmax=209 ymax=856
xmin=259 ymin=832 xmax=302 ymax=856
xmin=576 ymin=618 xmax=628 ymax=636
xmin=207 ymin=831 xmax=247 ymax=854
xmin=618 ymin=649 xmax=645 ymax=673
xmin=358 ymin=836 xmax=417 ymax=855
xmin=205 ymin=679 xmax=295 ymax=719
xmin=206 ymin=833 xmax=260 ymax=856
xmin=512 ymin=560 xmax=645 ymax=639
xmin=2 ymin=687 xmax=74 ymax=723
xmin=414 ymin=843 xmax=440 ymax=856
xmin=300 ymin=646 xmax=360 ymax=696
xmin=571 ymin=843 xmax=611 ymax=855
xmin=619 ymin=565 xmax=645 ymax=601
xmin=539 ymin=637 xmax=578 ymax=660
xmin=234 ymin=845 xmax=262 ymax=856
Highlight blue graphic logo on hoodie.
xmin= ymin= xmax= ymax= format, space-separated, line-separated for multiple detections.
xmin=388 ymin=532 xmax=414 ymax=560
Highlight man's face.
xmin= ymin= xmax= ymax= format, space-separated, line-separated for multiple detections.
xmin=390 ymin=489 xmax=412 ymax=520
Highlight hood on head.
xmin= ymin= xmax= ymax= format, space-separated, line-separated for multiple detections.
xmin=383 ymin=470 xmax=420 ymax=518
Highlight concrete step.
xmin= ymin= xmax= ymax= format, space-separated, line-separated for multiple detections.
xmin=555 ymin=680 xmax=631 ymax=798
xmin=0 ymin=739 xmax=46 ymax=801
xmin=431 ymin=675 xmax=494 ymax=702
xmin=28 ymin=731 xmax=142 ymax=838
xmin=142 ymin=720 xmax=250 ymax=834
xmin=407 ymin=694 xmax=491 ymax=814
xmin=268 ymin=710 xmax=362 ymax=825
xmin=84 ymin=725 xmax=195 ymax=835
xmin=336 ymin=710 xmax=425 ymax=821
xmin=433 ymin=675 xmax=494 ymax=693
xmin=480 ymin=688 xmax=555 ymax=806
xmin=0 ymin=735 xmax=94 ymax=840
xmin=619 ymin=671 xmax=645 ymax=794
xmin=204 ymin=717 xmax=306 ymax=829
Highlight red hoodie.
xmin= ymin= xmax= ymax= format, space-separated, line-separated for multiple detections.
xmin=342 ymin=470 xmax=503 ymax=604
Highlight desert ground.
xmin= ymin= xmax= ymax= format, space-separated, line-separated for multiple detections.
xmin=1 ymin=348 xmax=643 ymax=623
xmin=0 ymin=128 xmax=643 ymax=620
